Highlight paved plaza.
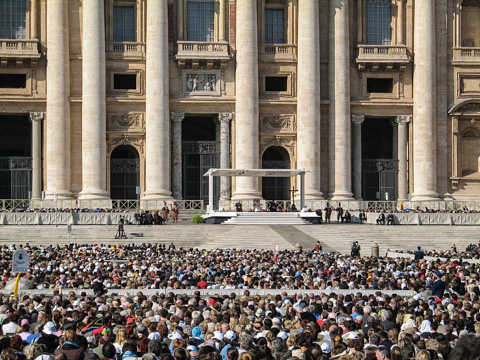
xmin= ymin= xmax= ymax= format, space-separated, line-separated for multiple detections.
xmin=1 ymin=223 xmax=478 ymax=255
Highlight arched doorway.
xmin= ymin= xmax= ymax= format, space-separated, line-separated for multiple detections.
xmin=0 ymin=114 xmax=32 ymax=199
xmin=110 ymin=145 xmax=140 ymax=200
xmin=262 ymin=146 xmax=290 ymax=200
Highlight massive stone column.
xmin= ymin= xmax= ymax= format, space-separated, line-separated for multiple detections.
xmin=79 ymin=0 xmax=109 ymax=199
xmin=352 ymin=115 xmax=364 ymax=200
xmin=396 ymin=115 xmax=411 ymax=201
xmin=328 ymin=0 xmax=336 ymax=197
xmin=411 ymin=0 xmax=439 ymax=200
xmin=233 ymin=0 xmax=261 ymax=199
xmin=45 ymin=0 xmax=71 ymax=199
xmin=297 ymin=0 xmax=323 ymax=199
xmin=332 ymin=0 xmax=353 ymax=200
xmin=171 ymin=113 xmax=184 ymax=200
xmin=30 ymin=112 xmax=43 ymax=200
xmin=143 ymin=0 xmax=172 ymax=200
xmin=219 ymin=113 xmax=232 ymax=201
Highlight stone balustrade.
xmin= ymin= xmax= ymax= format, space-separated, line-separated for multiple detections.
xmin=106 ymin=42 xmax=145 ymax=59
xmin=356 ymin=45 xmax=410 ymax=63
xmin=259 ymin=44 xmax=297 ymax=61
xmin=176 ymin=41 xmax=230 ymax=60
xmin=453 ymin=47 xmax=480 ymax=64
xmin=0 ymin=39 xmax=40 ymax=58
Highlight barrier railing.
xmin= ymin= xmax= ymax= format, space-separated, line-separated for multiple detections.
xmin=453 ymin=47 xmax=480 ymax=63
xmin=0 ymin=199 xmax=205 ymax=211
xmin=0 ymin=39 xmax=40 ymax=56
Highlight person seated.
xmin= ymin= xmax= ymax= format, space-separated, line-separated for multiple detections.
xmin=315 ymin=209 xmax=323 ymax=223
xmin=359 ymin=211 xmax=367 ymax=223
xmin=387 ymin=212 xmax=394 ymax=225
xmin=343 ymin=210 xmax=352 ymax=223
xmin=270 ymin=200 xmax=278 ymax=212
xmin=376 ymin=211 xmax=386 ymax=225
xmin=235 ymin=201 xmax=243 ymax=212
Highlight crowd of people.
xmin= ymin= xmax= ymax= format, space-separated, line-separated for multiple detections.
xmin=0 ymin=251 xmax=478 ymax=360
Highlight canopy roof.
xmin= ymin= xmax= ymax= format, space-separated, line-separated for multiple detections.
xmin=204 ymin=168 xmax=308 ymax=177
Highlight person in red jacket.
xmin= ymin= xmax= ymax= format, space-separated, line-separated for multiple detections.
xmin=197 ymin=278 xmax=208 ymax=289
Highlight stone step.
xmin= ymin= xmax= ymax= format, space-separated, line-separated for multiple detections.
xmin=222 ymin=212 xmax=311 ymax=225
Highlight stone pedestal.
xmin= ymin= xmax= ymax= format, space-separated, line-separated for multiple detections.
xmin=219 ymin=113 xmax=232 ymax=200
xmin=233 ymin=0 xmax=261 ymax=200
xmin=332 ymin=0 xmax=353 ymax=200
xmin=352 ymin=115 xmax=364 ymax=200
xmin=297 ymin=0 xmax=323 ymax=200
xmin=171 ymin=113 xmax=184 ymax=200
xmin=396 ymin=115 xmax=411 ymax=201
xmin=79 ymin=0 xmax=109 ymax=200
xmin=45 ymin=0 xmax=71 ymax=199
xmin=411 ymin=0 xmax=439 ymax=201
xmin=30 ymin=112 xmax=43 ymax=200
xmin=143 ymin=0 xmax=172 ymax=200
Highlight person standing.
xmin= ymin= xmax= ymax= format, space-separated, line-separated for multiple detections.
xmin=162 ymin=203 xmax=169 ymax=223
xmin=172 ymin=203 xmax=179 ymax=223
xmin=336 ymin=203 xmax=344 ymax=223
xmin=414 ymin=246 xmax=424 ymax=260
xmin=324 ymin=203 xmax=332 ymax=223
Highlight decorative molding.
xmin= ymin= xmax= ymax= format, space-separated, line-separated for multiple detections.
xmin=182 ymin=70 xmax=221 ymax=96
xmin=260 ymin=114 xmax=296 ymax=132
xmin=458 ymin=103 xmax=480 ymax=113
xmin=107 ymin=112 xmax=144 ymax=131
xmin=462 ymin=0 xmax=480 ymax=7
xmin=260 ymin=135 xmax=296 ymax=160
xmin=462 ymin=126 xmax=480 ymax=138
xmin=108 ymin=134 xmax=145 ymax=157
xmin=395 ymin=115 xmax=411 ymax=125
xmin=218 ymin=112 xmax=233 ymax=123
xmin=351 ymin=114 xmax=365 ymax=124
xmin=29 ymin=112 xmax=44 ymax=122
xmin=171 ymin=112 xmax=185 ymax=122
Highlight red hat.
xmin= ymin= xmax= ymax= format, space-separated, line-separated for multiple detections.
xmin=209 ymin=299 xmax=215 ymax=305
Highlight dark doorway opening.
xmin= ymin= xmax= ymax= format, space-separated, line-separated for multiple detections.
xmin=0 ymin=114 xmax=32 ymax=199
xmin=262 ymin=146 xmax=290 ymax=201
xmin=110 ymin=145 xmax=139 ymax=200
xmin=182 ymin=116 xmax=220 ymax=205
xmin=361 ymin=118 xmax=398 ymax=201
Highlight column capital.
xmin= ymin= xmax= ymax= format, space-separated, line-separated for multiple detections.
xmin=171 ymin=112 xmax=185 ymax=122
xmin=218 ymin=112 xmax=233 ymax=123
xmin=351 ymin=114 xmax=365 ymax=124
xmin=30 ymin=112 xmax=44 ymax=122
xmin=396 ymin=115 xmax=411 ymax=125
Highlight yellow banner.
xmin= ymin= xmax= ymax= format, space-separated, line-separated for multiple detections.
xmin=14 ymin=273 xmax=20 ymax=299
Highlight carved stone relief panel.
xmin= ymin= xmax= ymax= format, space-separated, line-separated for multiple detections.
xmin=459 ymin=75 xmax=480 ymax=97
xmin=260 ymin=135 xmax=297 ymax=166
xmin=107 ymin=112 xmax=144 ymax=131
xmin=107 ymin=134 xmax=145 ymax=158
xmin=260 ymin=114 xmax=296 ymax=133
xmin=182 ymin=70 xmax=221 ymax=96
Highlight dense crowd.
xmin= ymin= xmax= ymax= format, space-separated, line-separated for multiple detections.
xmin=0 ymin=278 xmax=479 ymax=360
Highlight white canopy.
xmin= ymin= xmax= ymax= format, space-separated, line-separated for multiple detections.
xmin=203 ymin=168 xmax=308 ymax=213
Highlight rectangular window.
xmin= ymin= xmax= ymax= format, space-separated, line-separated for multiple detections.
xmin=265 ymin=76 xmax=288 ymax=92
xmin=0 ymin=74 xmax=26 ymax=88
xmin=113 ymin=6 xmax=135 ymax=42
xmin=187 ymin=0 xmax=214 ymax=42
xmin=114 ymin=74 xmax=137 ymax=90
xmin=367 ymin=78 xmax=393 ymax=93
xmin=366 ymin=0 xmax=392 ymax=45
xmin=265 ymin=9 xmax=285 ymax=44
xmin=0 ymin=0 xmax=27 ymax=39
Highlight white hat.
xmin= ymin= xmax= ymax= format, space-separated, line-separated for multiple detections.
xmin=321 ymin=343 xmax=331 ymax=354
xmin=277 ymin=331 xmax=290 ymax=340
xmin=168 ymin=332 xmax=182 ymax=341
xmin=225 ymin=330 xmax=236 ymax=340
xmin=43 ymin=321 xmax=57 ymax=335
xmin=212 ymin=331 xmax=224 ymax=341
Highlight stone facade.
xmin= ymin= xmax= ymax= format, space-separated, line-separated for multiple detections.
xmin=1 ymin=0 xmax=480 ymax=202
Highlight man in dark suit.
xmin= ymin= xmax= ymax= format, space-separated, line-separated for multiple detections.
xmin=414 ymin=246 xmax=425 ymax=260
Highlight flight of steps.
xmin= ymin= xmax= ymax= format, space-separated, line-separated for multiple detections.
xmin=222 ymin=212 xmax=311 ymax=225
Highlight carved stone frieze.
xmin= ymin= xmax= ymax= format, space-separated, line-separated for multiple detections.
xmin=260 ymin=114 xmax=296 ymax=133
xmin=108 ymin=134 xmax=145 ymax=157
xmin=107 ymin=112 xmax=144 ymax=131
xmin=458 ymin=103 xmax=480 ymax=113
xmin=260 ymin=135 xmax=296 ymax=160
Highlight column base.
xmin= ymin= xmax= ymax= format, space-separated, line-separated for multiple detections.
xmin=231 ymin=190 xmax=262 ymax=201
xmin=78 ymin=191 xmax=110 ymax=200
xmin=331 ymin=190 xmax=354 ymax=201
xmin=303 ymin=191 xmax=324 ymax=200
xmin=142 ymin=191 xmax=173 ymax=201
xmin=44 ymin=191 xmax=73 ymax=200
xmin=410 ymin=191 xmax=440 ymax=201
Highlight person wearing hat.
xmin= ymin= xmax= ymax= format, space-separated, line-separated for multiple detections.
xmin=37 ymin=322 xmax=59 ymax=354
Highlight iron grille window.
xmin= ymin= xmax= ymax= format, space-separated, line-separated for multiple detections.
xmin=0 ymin=0 xmax=26 ymax=39
xmin=113 ymin=6 xmax=135 ymax=42
xmin=187 ymin=0 xmax=214 ymax=42
xmin=265 ymin=9 xmax=285 ymax=44
xmin=366 ymin=0 xmax=391 ymax=45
